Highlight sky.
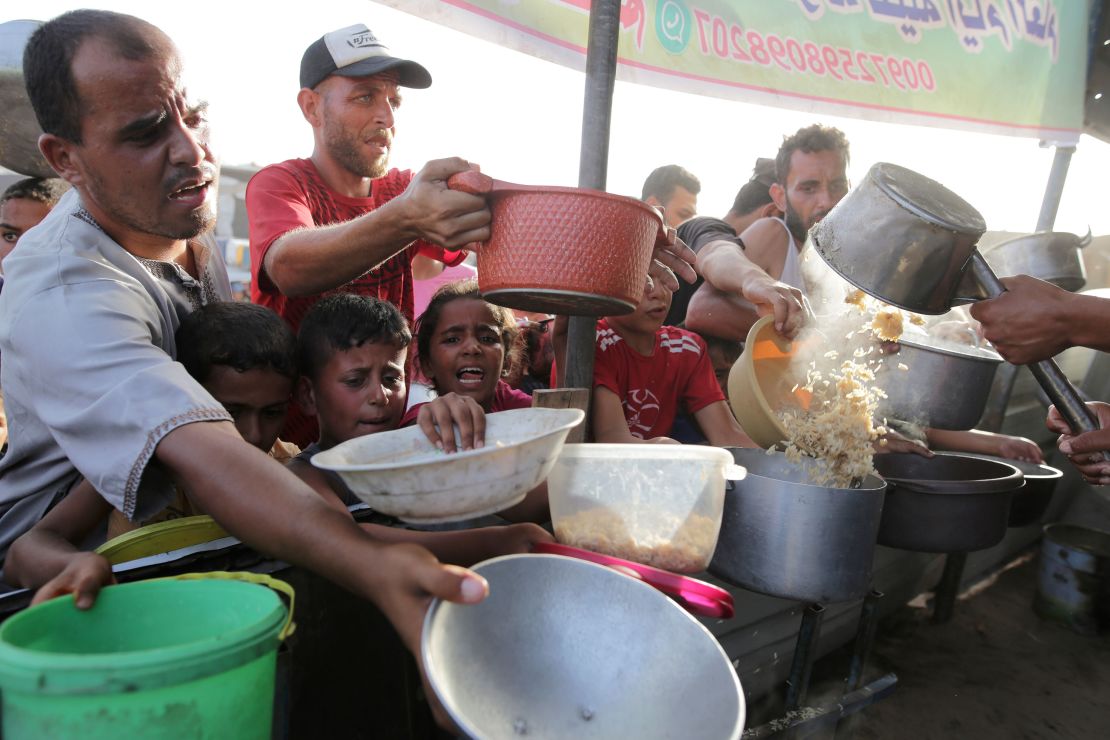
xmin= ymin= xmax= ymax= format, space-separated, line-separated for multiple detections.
xmin=8 ymin=0 xmax=1110 ymax=236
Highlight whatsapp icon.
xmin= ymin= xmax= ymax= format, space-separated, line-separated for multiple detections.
xmin=655 ymin=0 xmax=692 ymax=54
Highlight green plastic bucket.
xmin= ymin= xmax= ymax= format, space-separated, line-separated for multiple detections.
xmin=0 ymin=572 xmax=294 ymax=739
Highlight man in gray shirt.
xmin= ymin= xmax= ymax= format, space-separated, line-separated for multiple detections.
xmin=0 ymin=8 xmax=487 ymax=663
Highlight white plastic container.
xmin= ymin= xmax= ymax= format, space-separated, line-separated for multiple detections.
xmin=547 ymin=444 xmax=746 ymax=573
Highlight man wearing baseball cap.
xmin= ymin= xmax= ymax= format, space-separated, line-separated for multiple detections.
xmin=246 ymin=23 xmax=490 ymax=446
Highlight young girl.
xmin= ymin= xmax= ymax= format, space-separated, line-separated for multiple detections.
xmin=401 ymin=278 xmax=530 ymax=423
xmin=403 ymin=280 xmax=550 ymax=522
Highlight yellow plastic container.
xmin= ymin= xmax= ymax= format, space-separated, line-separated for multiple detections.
xmin=96 ymin=516 xmax=229 ymax=565
xmin=727 ymin=315 xmax=812 ymax=448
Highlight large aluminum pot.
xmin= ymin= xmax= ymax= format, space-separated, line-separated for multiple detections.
xmin=981 ymin=230 xmax=1089 ymax=293
xmin=710 ymin=448 xmax=886 ymax=604
xmin=422 ymin=554 xmax=745 ymax=739
xmin=447 ymin=170 xmax=675 ymax=316
xmin=961 ymin=453 xmax=1062 ymax=527
xmin=811 ymin=162 xmax=986 ymax=315
xmin=0 ymin=20 xmax=53 ymax=178
xmin=873 ymin=453 xmax=1022 ymax=553
xmin=811 ymin=161 xmax=1103 ymax=455
xmin=875 ymin=335 xmax=1003 ymax=430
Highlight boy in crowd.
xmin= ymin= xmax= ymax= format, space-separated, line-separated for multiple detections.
xmin=6 ymin=302 xmax=303 ymax=600
xmin=589 ymin=275 xmax=758 ymax=447
xmin=0 ymin=177 xmax=70 ymax=272
xmin=286 ymin=294 xmax=551 ymax=559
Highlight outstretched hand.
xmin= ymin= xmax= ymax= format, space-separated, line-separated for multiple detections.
xmin=416 ymin=392 xmax=487 ymax=453
xmin=968 ymin=275 xmax=1074 ymax=365
xmin=31 ymin=552 xmax=115 ymax=609
xmin=652 ymin=235 xmax=697 ymax=290
xmin=739 ymin=271 xmax=807 ymax=339
xmin=396 ymin=158 xmax=492 ymax=249
xmin=1047 ymin=402 xmax=1110 ymax=485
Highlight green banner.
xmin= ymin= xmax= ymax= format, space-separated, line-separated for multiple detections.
xmin=381 ymin=0 xmax=1087 ymax=141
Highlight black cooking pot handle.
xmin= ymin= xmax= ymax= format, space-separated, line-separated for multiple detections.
xmin=969 ymin=254 xmax=1105 ymax=444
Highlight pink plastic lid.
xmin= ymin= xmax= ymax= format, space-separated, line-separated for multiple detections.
xmin=534 ymin=542 xmax=734 ymax=619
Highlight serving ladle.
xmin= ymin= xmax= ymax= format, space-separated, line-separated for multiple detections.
xmin=810 ymin=163 xmax=1100 ymax=443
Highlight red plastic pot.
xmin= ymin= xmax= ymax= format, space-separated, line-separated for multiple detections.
xmin=447 ymin=170 xmax=676 ymax=315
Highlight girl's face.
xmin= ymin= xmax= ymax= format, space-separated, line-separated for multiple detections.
xmin=424 ymin=299 xmax=507 ymax=409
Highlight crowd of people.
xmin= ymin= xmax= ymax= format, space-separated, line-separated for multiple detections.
xmin=0 ymin=8 xmax=1106 ymax=731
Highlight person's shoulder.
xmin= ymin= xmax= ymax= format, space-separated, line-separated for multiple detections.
xmin=677 ymin=216 xmax=738 ymax=251
xmin=739 ymin=217 xmax=789 ymax=249
xmin=493 ymin=381 xmax=533 ymax=411
xmin=595 ymin=320 xmax=625 ymax=352
xmin=248 ymin=158 xmax=317 ymax=192
xmin=657 ymin=325 xmax=707 ymax=355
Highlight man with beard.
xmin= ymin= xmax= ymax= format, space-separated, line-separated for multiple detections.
xmin=246 ymin=24 xmax=495 ymax=445
xmin=0 ymin=9 xmax=489 ymax=666
xmin=684 ymin=125 xmax=848 ymax=341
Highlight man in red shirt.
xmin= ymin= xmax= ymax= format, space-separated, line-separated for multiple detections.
xmin=247 ymin=23 xmax=490 ymax=444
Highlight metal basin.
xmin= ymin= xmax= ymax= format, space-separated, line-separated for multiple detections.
xmin=1034 ymin=524 xmax=1110 ymax=635
xmin=810 ymin=162 xmax=986 ymax=315
xmin=960 ymin=453 xmax=1061 ymax=527
xmin=874 ymin=453 xmax=1022 ymax=553
xmin=0 ymin=20 xmax=53 ymax=178
xmin=422 ymin=554 xmax=745 ymax=739
xmin=710 ymin=448 xmax=886 ymax=604
xmin=982 ymin=231 xmax=1088 ymax=293
xmin=875 ymin=335 xmax=1003 ymax=430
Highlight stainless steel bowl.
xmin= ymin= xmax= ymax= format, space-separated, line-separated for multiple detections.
xmin=874 ymin=335 xmax=1003 ymax=430
xmin=710 ymin=448 xmax=886 ymax=604
xmin=422 ymin=554 xmax=745 ymax=739
xmin=982 ymin=231 xmax=1088 ymax=293
xmin=0 ymin=20 xmax=53 ymax=178
xmin=874 ymin=453 xmax=1022 ymax=553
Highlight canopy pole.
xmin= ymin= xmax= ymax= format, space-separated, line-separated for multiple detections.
xmin=564 ymin=0 xmax=621 ymax=392
xmin=981 ymin=142 xmax=1077 ymax=432
xmin=1035 ymin=144 xmax=1076 ymax=232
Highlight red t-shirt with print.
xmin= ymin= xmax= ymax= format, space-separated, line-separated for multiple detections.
xmin=592 ymin=319 xmax=724 ymax=440
xmin=247 ymin=159 xmax=463 ymax=332
xmin=399 ymin=380 xmax=533 ymax=427
xmin=246 ymin=159 xmax=463 ymax=446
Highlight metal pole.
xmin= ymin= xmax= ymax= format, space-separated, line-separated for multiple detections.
xmin=932 ymin=551 xmax=968 ymax=624
xmin=1035 ymin=145 xmax=1075 ymax=232
xmin=785 ymin=603 xmax=826 ymax=712
xmin=564 ymin=0 xmax=621 ymax=391
xmin=846 ymin=590 xmax=884 ymax=692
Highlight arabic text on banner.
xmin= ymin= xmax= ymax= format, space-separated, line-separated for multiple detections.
xmin=379 ymin=0 xmax=1086 ymax=141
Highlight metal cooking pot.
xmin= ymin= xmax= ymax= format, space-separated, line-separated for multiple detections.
xmin=981 ymin=230 xmax=1090 ymax=293
xmin=875 ymin=335 xmax=1003 ymax=430
xmin=811 ymin=162 xmax=1102 ymax=448
xmin=447 ymin=170 xmax=674 ymax=316
xmin=0 ymin=20 xmax=53 ymax=178
xmin=873 ymin=452 xmax=1022 ymax=553
xmin=422 ymin=554 xmax=745 ymax=739
xmin=710 ymin=448 xmax=886 ymax=604
xmin=811 ymin=162 xmax=986 ymax=316
xmin=960 ymin=453 xmax=1062 ymax=527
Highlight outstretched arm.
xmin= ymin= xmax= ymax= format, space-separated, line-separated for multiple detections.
xmin=159 ymin=421 xmax=488 ymax=657
xmin=969 ymin=276 xmax=1110 ymax=364
xmin=257 ymin=158 xmax=490 ymax=297
xmin=696 ymin=239 xmax=805 ymax=338
xmin=6 ymin=479 xmax=115 ymax=606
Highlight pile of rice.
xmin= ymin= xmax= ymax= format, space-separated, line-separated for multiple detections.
xmin=779 ymin=357 xmax=888 ymax=488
